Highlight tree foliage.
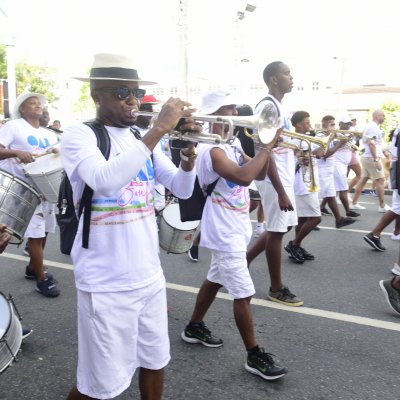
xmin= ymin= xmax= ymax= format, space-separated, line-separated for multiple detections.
xmin=0 ymin=43 xmax=58 ymax=104
xmin=380 ymin=99 xmax=400 ymax=137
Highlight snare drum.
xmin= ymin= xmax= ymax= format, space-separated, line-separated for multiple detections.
xmin=0 ymin=169 xmax=41 ymax=244
xmin=158 ymin=203 xmax=200 ymax=254
xmin=23 ymin=152 xmax=64 ymax=203
xmin=0 ymin=293 xmax=22 ymax=373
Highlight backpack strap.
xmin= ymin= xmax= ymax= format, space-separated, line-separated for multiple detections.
xmin=205 ymin=178 xmax=219 ymax=196
xmin=79 ymin=119 xmax=111 ymax=249
xmin=255 ymin=95 xmax=281 ymax=118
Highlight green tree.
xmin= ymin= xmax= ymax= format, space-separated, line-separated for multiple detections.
xmin=0 ymin=43 xmax=58 ymax=104
xmin=380 ymin=99 xmax=400 ymax=138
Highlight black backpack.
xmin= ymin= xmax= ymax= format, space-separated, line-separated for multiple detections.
xmin=57 ymin=119 xmax=111 ymax=254
xmin=178 ymin=177 xmax=218 ymax=222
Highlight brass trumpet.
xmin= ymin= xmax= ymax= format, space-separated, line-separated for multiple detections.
xmin=279 ymin=131 xmax=332 ymax=193
xmin=131 ymin=103 xmax=280 ymax=145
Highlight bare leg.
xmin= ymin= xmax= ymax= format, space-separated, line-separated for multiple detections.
xmin=371 ymin=210 xmax=396 ymax=236
xmin=139 ymin=368 xmax=164 ymax=400
xmin=265 ymin=231 xmax=284 ymax=292
xmin=348 ymin=163 xmax=361 ymax=193
xmin=326 ymin=197 xmax=342 ymax=222
xmin=374 ymin=178 xmax=386 ymax=208
xmin=352 ymin=177 xmax=369 ymax=205
xmin=257 ymin=203 xmax=264 ymax=224
xmin=247 ymin=231 xmax=267 ymax=266
xmin=394 ymin=215 xmax=400 ymax=235
xmin=28 ymin=237 xmax=45 ymax=282
xmin=190 ymin=279 xmax=222 ymax=323
xmin=293 ymin=217 xmax=321 ymax=247
xmin=338 ymin=190 xmax=351 ymax=214
xmin=233 ymin=297 xmax=257 ymax=349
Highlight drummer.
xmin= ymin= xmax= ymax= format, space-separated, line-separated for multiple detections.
xmin=0 ymin=92 xmax=60 ymax=297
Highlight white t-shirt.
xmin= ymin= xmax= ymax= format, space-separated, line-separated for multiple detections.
xmin=255 ymin=95 xmax=295 ymax=187
xmin=294 ymin=142 xmax=320 ymax=196
xmin=197 ymin=140 xmax=251 ymax=253
xmin=61 ymin=123 xmax=195 ymax=292
xmin=0 ymin=118 xmax=59 ymax=183
xmin=362 ymin=121 xmax=384 ymax=158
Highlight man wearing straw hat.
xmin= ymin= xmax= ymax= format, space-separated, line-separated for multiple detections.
xmin=63 ymin=53 xmax=199 ymax=400
xmin=0 ymin=92 xmax=60 ymax=297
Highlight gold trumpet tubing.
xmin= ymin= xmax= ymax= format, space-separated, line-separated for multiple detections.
xmin=335 ymin=129 xmax=363 ymax=138
xmin=281 ymin=130 xmax=330 ymax=151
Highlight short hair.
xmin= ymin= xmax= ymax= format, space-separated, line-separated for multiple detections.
xmin=291 ymin=111 xmax=310 ymax=127
xmin=322 ymin=115 xmax=335 ymax=124
xmin=262 ymin=61 xmax=284 ymax=86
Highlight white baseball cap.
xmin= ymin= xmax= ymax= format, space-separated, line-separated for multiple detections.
xmin=339 ymin=115 xmax=352 ymax=124
xmin=12 ymin=92 xmax=46 ymax=120
xmin=200 ymin=90 xmax=237 ymax=115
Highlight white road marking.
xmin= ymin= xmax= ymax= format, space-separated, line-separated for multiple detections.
xmin=2 ymin=252 xmax=399 ymax=333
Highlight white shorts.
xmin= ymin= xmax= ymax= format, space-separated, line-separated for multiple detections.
xmin=259 ymin=181 xmax=297 ymax=232
xmin=42 ymin=201 xmax=57 ymax=234
xmin=295 ymin=193 xmax=321 ymax=217
xmin=24 ymin=204 xmax=45 ymax=238
xmin=333 ymin=162 xmax=349 ymax=191
xmin=391 ymin=191 xmax=400 ymax=215
xmin=207 ymin=251 xmax=255 ymax=299
xmin=318 ymin=170 xmax=336 ymax=199
xmin=76 ymin=276 xmax=170 ymax=399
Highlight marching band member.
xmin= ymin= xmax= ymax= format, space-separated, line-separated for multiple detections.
xmin=284 ymin=111 xmax=323 ymax=264
xmin=247 ymin=61 xmax=303 ymax=307
xmin=333 ymin=116 xmax=361 ymax=218
xmin=318 ymin=116 xmax=356 ymax=229
xmin=63 ymin=53 xmax=198 ymax=400
xmin=181 ymin=90 xmax=287 ymax=381
xmin=0 ymin=92 xmax=60 ymax=297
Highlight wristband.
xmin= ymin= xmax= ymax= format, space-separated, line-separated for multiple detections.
xmin=180 ymin=148 xmax=198 ymax=162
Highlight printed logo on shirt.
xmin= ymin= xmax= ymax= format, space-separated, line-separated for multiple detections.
xmin=91 ymin=158 xmax=155 ymax=225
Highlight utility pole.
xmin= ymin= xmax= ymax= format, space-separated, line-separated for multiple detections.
xmin=179 ymin=0 xmax=189 ymax=99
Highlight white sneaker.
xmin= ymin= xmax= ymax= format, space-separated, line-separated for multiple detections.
xmin=391 ymin=233 xmax=400 ymax=241
xmin=254 ymin=225 xmax=265 ymax=238
xmin=391 ymin=263 xmax=400 ymax=276
xmin=378 ymin=204 xmax=391 ymax=213
xmin=350 ymin=202 xmax=366 ymax=210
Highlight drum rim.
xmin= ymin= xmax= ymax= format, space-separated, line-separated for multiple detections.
xmin=0 ymin=168 xmax=42 ymax=198
xmin=0 ymin=292 xmax=12 ymax=339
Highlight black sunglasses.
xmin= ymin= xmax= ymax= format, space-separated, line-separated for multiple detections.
xmin=96 ymin=87 xmax=146 ymax=101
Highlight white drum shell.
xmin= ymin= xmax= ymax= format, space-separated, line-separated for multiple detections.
xmin=23 ymin=153 xmax=63 ymax=203
xmin=0 ymin=293 xmax=22 ymax=373
xmin=0 ymin=169 xmax=41 ymax=244
xmin=158 ymin=203 xmax=199 ymax=254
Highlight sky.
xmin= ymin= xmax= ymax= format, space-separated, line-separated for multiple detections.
xmin=1 ymin=0 xmax=400 ymax=89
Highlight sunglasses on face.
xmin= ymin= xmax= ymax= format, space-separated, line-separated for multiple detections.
xmin=96 ymin=87 xmax=146 ymax=101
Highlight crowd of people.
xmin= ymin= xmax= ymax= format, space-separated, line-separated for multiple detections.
xmin=0 ymin=53 xmax=399 ymax=399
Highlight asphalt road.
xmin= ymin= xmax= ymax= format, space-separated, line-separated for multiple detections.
xmin=0 ymin=193 xmax=399 ymax=400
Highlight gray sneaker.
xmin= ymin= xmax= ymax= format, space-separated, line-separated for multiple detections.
xmin=379 ymin=278 xmax=400 ymax=315
xmin=363 ymin=232 xmax=385 ymax=252
xmin=267 ymin=286 xmax=304 ymax=307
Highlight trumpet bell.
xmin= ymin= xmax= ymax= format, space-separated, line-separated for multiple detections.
xmin=257 ymin=102 xmax=281 ymax=144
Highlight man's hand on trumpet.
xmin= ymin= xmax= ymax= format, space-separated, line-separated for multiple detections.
xmin=0 ymin=224 xmax=11 ymax=254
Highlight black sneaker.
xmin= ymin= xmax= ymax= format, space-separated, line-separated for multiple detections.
xmin=363 ymin=232 xmax=385 ymax=252
xmin=25 ymin=266 xmax=54 ymax=281
xmin=346 ymin=211 xmax=360 ymax=218
xmin=181 ymin=321 xmax=223 ymax=348
xmin=284 ymin=241 xmax=304 ymax=264
xmin=335 ymin=217 xmax=356 ymax=229
xmin=36 ymin=278 xmax=60 ymax=298
xmin=379 ymin=278 xmax=400 ymax=314
xmin=267 ymin=286 xmax=304 ymax=307
xmin=320 ymin=207 xmax=332 ymax=216
xmin=22 ymin=327 xmax=33 ymax=340
xmin=299 ymin=246 xmax=315 ymax=260
xmin=245 ymin=348 xmax=288 ymax=380
xmin=188 ymin=245 xmax=199 ymax=262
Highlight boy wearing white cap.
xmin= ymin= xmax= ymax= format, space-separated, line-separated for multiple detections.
xmin=181 ymin=90 xmax=288 ymax=381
